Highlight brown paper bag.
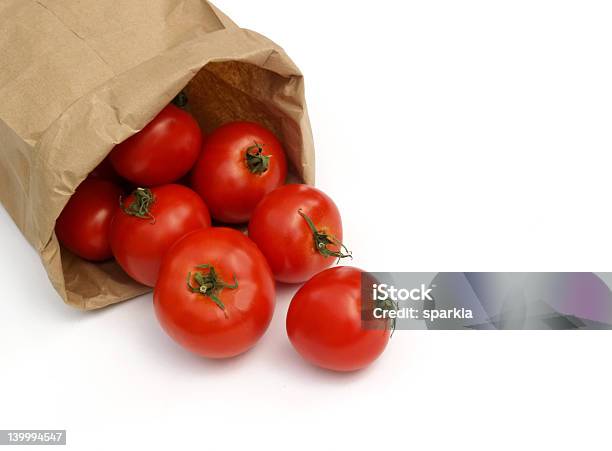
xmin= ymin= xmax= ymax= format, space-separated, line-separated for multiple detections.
xmin=0 ymin=0 xmax=315 ymax=310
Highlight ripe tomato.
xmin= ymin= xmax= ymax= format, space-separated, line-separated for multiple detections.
xmin=110 ymin=184 xmax=210 ymax=287
xmin=191 ymin=121 xmax=287 ymax=223
xmin=286 ymin=266 xmax=391 ymax=372
xmin=154 ymin=227 xmax=275 ymax=359
xmin=55 ymin=179 xmax=122 ymax=261
xmin=110 ymin=104 xmax=203 ymax=186
xmin=248 ymin=184 xmax=351 ymax=283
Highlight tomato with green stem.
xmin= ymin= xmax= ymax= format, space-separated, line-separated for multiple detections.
xmin=110 ymin=184 xmax=211 ymax=287
xmin=248 ymin=184 xmax=351 ymax=283
xmin=191 ymin=121 xmax=287 ymax=223
xmin=286 ymin=266 xmax=391 ymax=372
xmin=154 ymin=227 xmax=275 ymax=358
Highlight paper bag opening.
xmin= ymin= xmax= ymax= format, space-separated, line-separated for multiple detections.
xmin=49 ymin=58 xmax=315 ymax=310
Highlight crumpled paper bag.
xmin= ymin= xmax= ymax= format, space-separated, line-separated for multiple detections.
xmin=0 ymin=0 xmax=315 ymax=309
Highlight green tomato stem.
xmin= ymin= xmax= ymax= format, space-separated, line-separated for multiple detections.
xmin=245 ymin=141 xmax=271 ymax=175
xmin=120 ymin=187 xmax=156 ymax=223
xmin=186 ymin=264 xmax=238 ymax=318
xmin=298 ymin=209 xmax=352 ymax=261
xmin=172 ymin=91 xmax=188 ymax=108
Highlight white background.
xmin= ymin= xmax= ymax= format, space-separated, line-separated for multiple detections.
xmin=1 ymin=1 xmax=612 ymax=449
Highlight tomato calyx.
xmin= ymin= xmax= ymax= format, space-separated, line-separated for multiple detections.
xmin=120 ymin=187 xmax=156 ymax=223
xmin=297 ymin=209 xmax=352 ymax=261
xmin=375 ymin=296 xmax=398 ymax=336
xmin=245 ymin=142 xmax=271 ymax=175
xmin=172 ymin=90 xmax=188 ymax=108
xmin=186 ymin=264 xmax=238 ymax=317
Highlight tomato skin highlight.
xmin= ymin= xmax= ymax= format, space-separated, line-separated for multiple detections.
xmin=154 ymin=227 xmax=276 ymax=359
xmin=110 ymin=184 xmax=211 ymax=287
xmin=110 ymin=104 xmax=203 ymax=187
xmin=286 ymin=267 xmax=391 ymax=372
xmin=191 ymin=121 xmax=287 ymax=223
xmin=55 ymin=179 xmax=123 ymax=262
xmin=248 ymin=184 xmax=345 ymax=283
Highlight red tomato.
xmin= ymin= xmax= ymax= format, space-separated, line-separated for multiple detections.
xmin=286 ymin=266 xmax=391 ymax=372
xmin=110 ymin=104 xmax=203 ymax=187
xmin=55 ymin=179 xmax=122 ymax=261
xmin=248 ymin=184 xmax=351 ymax=283
xmin=154 ymin=227 xmax=275 ymax=359
xmin=110 ymin=184 xmax=211 ymax=287
xmin=191 ymin=121 xmax=287 ymax=223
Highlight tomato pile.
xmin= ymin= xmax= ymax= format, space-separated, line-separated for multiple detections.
xmin=55 ymin=95 xmax=391 ymax=371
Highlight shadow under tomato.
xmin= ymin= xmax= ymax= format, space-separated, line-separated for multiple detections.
xmin=146 ymin=317 xmax=259 ymax=373
xmin=274 ymin=338 xmax=380 ymax=383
